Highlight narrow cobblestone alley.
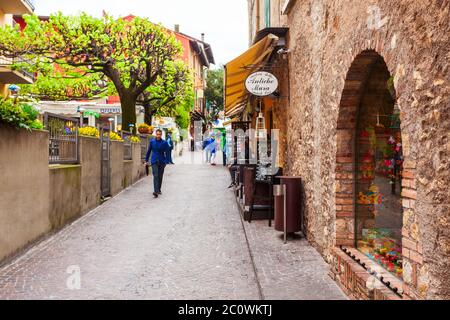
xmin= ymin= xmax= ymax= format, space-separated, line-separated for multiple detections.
xmin=0 ymin=152 xmax=345 ymax=300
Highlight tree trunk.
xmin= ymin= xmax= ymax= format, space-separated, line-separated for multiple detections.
xmin=120 ymin=92 xmax=137 ymax=132
xmin=144 ymin=102 xmax=155 ymax=126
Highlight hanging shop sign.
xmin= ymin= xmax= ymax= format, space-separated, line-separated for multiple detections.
xmin=245 ymin=71 xmax=279 ymax=97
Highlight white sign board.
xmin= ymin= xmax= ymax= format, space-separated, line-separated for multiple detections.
xmin=245 ymin=71 xmax=278 ymax=97
xmin=152 ymin=116 xmax=177 ymax=129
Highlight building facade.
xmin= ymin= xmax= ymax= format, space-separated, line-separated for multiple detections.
xmin=234 ymin=0 xmax=450 ymax=300
xmin=0 ymin=0 xmax=35 ymax=96
xmin=172 ymin=27 xmax=215 ymax=120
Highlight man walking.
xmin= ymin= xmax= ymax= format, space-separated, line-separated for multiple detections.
xmin=145 ymin=129 xmax=170 ymax=198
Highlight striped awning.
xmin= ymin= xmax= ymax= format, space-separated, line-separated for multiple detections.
xmin=224 ymin=34 xmax=279 ymax=117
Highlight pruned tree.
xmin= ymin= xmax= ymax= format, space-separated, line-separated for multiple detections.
xmin=138 ymin=60 xmax=192 ymax=124
xmin=0 ymin=13 xmax=187 ymax=130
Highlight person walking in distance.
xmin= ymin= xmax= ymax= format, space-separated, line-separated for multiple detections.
xmin=167 ymin=131 xmax=175 ymax=164
xmin=145 ymin=129 xmax=170 ymax=198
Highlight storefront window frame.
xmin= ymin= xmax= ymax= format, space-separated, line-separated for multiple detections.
xmin=352 ymin=70 xmax=404 ymax=280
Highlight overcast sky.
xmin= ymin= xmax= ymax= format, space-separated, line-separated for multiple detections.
xmin=34 ymin=0 xmax=249 ymax=67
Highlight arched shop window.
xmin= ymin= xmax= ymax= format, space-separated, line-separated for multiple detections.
xmin=355 ymin=58 xmax=404 ymax=279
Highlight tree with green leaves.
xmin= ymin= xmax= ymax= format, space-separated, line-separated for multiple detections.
xmin=0 ymin=13 xmax=189 ymax=130
xmin=138 ymin=60 xmax=192 ymax=125
xmin=20 ymin=72 xmax=109 ymax=101
xmin=204 ymin=67 xmax=224 ymax=123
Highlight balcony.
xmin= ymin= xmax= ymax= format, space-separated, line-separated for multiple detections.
xmin=0 ymin=56 xmax=35 ymax=84
xmin=0 ymin=0 xmax=34 ymax=15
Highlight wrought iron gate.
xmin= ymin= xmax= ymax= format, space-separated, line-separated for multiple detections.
xmin=100 ymin=128 xmax=111 ymax=198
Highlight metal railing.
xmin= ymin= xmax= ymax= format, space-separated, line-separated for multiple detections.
xmin=23 ymin=0 xmax=36 ymax=11
xmin=121 ymin=131 xmax=133 ymax=160
xmin=44 ymin=113 xmax=79 ymax=164
xmin=0 ymin=56 xmax=36 ymax=81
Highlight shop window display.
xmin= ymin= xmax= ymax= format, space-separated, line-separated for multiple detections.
xmin=355 ymin=69 xmax=404 ymax=279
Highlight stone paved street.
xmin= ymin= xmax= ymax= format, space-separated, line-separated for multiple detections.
xmin=243 ymin=221 xmax=346 ymax=300
xmin=0 ymin=151 xmax=346 ymax=300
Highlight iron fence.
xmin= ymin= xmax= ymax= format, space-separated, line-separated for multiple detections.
xmin=44 ymin=113 xmax=79 ymax=164
xmin=121 ymin=131 xmax=133 ymax=160
xmin=100 ymin=127 xmax=111 ymax=198
xmin=140 ymin=135 xmax=150 ymax=160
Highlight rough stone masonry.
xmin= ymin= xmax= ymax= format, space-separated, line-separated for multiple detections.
xmin=271 ymin=0 xmax=449 ymax=299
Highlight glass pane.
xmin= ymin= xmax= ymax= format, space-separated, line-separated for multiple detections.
xmin=355 ymin=69 xmax=404 ymax=279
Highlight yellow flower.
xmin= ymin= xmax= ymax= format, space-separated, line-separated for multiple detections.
xmin=79 ymin=126 xmax=100 ymax=138
xmin=130 ymin=136 xmax=141 ymax=143
xmin=108 ymin=132 xmax=123 ymax=141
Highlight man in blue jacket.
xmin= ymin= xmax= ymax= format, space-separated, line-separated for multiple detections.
xmin=145 ymin=129 xmax=170 ymax=198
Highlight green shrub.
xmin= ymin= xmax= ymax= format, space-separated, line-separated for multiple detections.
xmin=20 ymin=103 xmax=40 ymax=121
xmin=0 ymin=99 xmax=31 ymax=129
xmin=30 ymin=119 xmax=44 ymax=130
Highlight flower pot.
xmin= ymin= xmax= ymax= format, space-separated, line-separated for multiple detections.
xmin=138 ymin=128 xmax=149 ymax=134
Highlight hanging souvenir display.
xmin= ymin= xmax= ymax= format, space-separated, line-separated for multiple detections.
xmin=357 ymin=183 xmax=383 ymax=205
xmin=355 ymin=111 xmax=404 ymax=279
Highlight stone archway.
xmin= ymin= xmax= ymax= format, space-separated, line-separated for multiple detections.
xmin=332 ymin=49 xmax=412 ymax=298
xmin=335 ymin=50 xmax=391 ymax=247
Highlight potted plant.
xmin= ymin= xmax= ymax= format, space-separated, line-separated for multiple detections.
xmin=138 ymin=123 xmax=153 ymax=134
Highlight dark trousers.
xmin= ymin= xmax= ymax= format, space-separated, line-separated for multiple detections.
xmin=152 ymin=163 xmax=166 ymax=193
xmin=167 ymin=149 xmax=174 ymax=164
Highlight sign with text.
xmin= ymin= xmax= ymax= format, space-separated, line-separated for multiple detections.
xmin=245 ymin=71 xmax=279 ymax=97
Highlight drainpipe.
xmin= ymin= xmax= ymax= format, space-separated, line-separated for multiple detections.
xmin=256 ymin=0 xmax=261 ymax=32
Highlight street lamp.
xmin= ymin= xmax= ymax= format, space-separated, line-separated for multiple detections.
xmin=108 ymin=117 xmax=115 ymax=132
xmin=8 ymin=84 xmax=20 ymax=103
xmin=77 ymin=107 xmax=86 ymax=127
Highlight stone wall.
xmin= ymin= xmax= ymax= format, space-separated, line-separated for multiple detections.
xmin=0 ymin=127 xmax=147 ymax=263
xmin=49 ymin=165 xmax=82 ymax=229
xmin=80 ymin=136 xmax=102 ymax=213
xmin=110 ymin=141 xmax=125 ymax=196
xmin=0 ymin=127 xmax=51 ymax=262
xmin=131 ymin=143 xmax=146 ymax=183
xmin=281 ymin=0 xmax=449 ymax=299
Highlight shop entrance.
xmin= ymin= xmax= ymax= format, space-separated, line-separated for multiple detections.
xmin=335 ymin=50 xmax=404 ymax=279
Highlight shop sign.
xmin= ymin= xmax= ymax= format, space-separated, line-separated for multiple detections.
xmin=99 ymin=107 xmax=121 ymax=114
xmin=152 ymin=116 xmax=176 ymax=129
xmin=245 ymin=71 xmax=278 ymax=97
